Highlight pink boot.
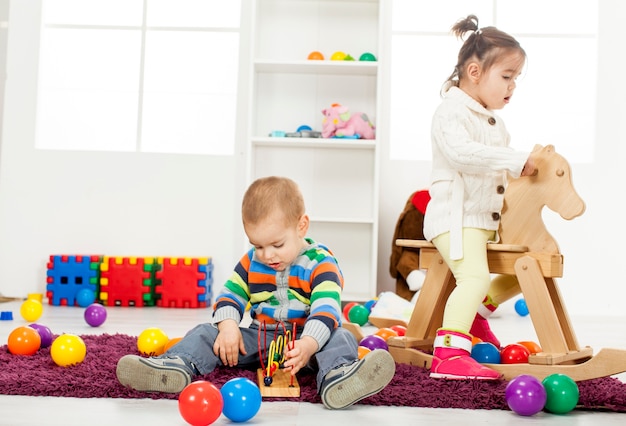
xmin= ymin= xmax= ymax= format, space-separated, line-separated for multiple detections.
xmin=470 ymin=297 xmax=501 ymax=348
xmin=430 ymin=329 xmax=502 ymax=380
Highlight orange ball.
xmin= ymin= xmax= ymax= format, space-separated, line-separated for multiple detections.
xmin=472 ymin=336 xmax=483 ymax=345
xmin=518 ymin=340 xmax=542 ymax=354
xmin=375 ymin=327 xmax=399 ymax=341
xmin=357 ymin=345 xmax=371 ymax=359
xmin=307 ymin=51 xmax=324 ymax=60
xmin=163 ymin=337 xmax=183 ymax=353
xmin=8 ymin=326 xmax=41 ymax=356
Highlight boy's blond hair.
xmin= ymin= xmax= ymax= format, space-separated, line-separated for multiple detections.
xmin=242 ymin=176 xmax=305 ymax=226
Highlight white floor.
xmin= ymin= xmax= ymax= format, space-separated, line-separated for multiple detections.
xmin=0 ymin=299 xmax=625 ymax=425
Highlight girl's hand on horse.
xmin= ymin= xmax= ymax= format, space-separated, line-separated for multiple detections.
xmin=521 ymin=153 xmax=538 ymax=177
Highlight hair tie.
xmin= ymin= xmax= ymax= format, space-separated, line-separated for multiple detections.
xmin=474 ymin=28 xmax=482 ymax=35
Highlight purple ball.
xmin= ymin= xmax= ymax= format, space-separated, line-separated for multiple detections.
xmin=359 ymin=334 xmax=389 ymax=352
xmin=29 ymin=323 xmax=53 ymax=348
xmin=84 ymin=303 xmax=107 ymax=327
xmin=505 ymin=374 xmax=547 ymax=416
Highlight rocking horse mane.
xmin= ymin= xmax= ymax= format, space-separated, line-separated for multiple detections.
xmin=499 ymin=144 xmax=586 ymax=253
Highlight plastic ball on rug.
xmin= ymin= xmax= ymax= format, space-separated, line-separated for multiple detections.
xmin=75 ymin=288 xmax=96 ymax=307
xmin=390 ymin=325 xmax=406 ymax=336
xmin=20 ymin=299 xmax=43 ymax=322
xmin=501 ymin=343 xmax=530 ymax=364
xmin=137 ymin=327 xmax=169 ymax=356
xmin=163 ymin=336 xmax=183 ymax=353
xmin=342 ymin=302 xmax=358 ymax=321
xmin=471 ymin=342 xmax=501 ymax=364
xmin=84 ymin=303 xmax=107 ymax=327
xmin=7 ymin=325 xmax=41 ymax=356
xmin=505 ymin=374 xmax=547 ymax=416
xmin=220 ymin=377 xmax=262 ymax=422
xmin=357 ymin=345 xmax=371 ymax=359
xmin=374 ymin=327 xmax=399 ymax=341
xmin=359 ymin=334 xmax=388 ymax=352
xmin=348 ymin=304 xmax=370 ymax=326
xmin=364 ymin=298 xmax=377 ymax=312
xmin=29 ymin=323 xmax=54 ymax=348
xmin=542 ymin=373 xmax=579 ymax=414
xmin=517 ymin=340 xmax=542 ymax=355
xmin=178 ymin=380 xmax=223 ymax=426
xmin=51 ymin=334 xmax=86 ymax=366
xmin=515 ymin=298 xmax=529 ymax=316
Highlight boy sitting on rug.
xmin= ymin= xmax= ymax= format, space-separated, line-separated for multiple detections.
xmin=116 ymin=176 xmax=396 ymax=410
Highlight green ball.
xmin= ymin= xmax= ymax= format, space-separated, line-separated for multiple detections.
xmin=359 ymin=52 xmax=377 ymax=61
xmin=347 ymin=304 xmax=370 ymax=326
xmin=542 ymin=373 xmax=579 ymax=414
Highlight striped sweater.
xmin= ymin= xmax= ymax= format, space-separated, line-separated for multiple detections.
xmin=213 ymin=238 xmax=344 ymax=349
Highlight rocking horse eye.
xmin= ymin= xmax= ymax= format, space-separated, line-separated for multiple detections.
xmin=556 ymin=169 xmax=565 ymax=177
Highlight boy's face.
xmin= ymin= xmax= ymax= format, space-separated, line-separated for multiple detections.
xmin=244 ymin=210 xmax=309 ymax=272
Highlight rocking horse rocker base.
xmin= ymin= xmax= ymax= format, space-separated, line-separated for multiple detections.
xmin=353 ymin=145 xmax=626 ymax=382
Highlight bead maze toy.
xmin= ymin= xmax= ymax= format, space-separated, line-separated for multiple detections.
xmin=347 ymin=144 xmax=626 ymax=381
xmin=46 ymin=255 xmax=102 ymax=306
xmin=154 ymin=257 xmax=213 ymax=308
xmin=256 ymin=321 xmax=300 ymax=397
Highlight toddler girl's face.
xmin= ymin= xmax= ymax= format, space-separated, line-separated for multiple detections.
xmin=244 ymin=210 xmax=308 ymax=272
xmin=476 ymin=51 xmax=525 ymax=110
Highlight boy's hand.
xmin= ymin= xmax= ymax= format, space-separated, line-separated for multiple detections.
xmin=283 ymin=336 xmax=319 ymax=376
xmin=214 ymin=319 xmax=247 ymax=367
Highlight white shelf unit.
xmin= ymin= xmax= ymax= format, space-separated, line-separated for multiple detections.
xmin=246 ymin=0 xmax=382 ymax=302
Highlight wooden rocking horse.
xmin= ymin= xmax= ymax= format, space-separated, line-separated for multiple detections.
xmin=347 ymin=144 xmax=626 ymax=381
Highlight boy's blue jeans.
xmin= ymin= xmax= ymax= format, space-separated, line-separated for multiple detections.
xmin=166 ymin=322 xmax=358 ymax=393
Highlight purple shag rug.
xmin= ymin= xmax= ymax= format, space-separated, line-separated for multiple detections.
xmin=1 ymin=333 xmax=625 ymax=412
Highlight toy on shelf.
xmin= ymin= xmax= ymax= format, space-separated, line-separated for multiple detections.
xmin=307 ymin=51 xmax=377 ymax=62
xmin=321 ymin=104 xmax=375 ymax=139
xmin=307 ymin=51 xmax=324 ymax=60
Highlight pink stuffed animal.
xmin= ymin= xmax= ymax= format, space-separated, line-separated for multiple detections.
xmin=321 ymin=104 xmax=375 ymax=139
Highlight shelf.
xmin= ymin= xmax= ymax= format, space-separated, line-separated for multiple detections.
xmin=309 ymin=216 xmax=375 ymax=224
xmin=254 ymin=60 xmax=378 ymax=76
xmin=252 ymin=137 xmax=376 ymax=150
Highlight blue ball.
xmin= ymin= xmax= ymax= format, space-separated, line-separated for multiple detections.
xmin=515 ymin=298 xmax=529 ymax=316
xmin=471 ymin=342 xmax=501 ymax=364
xmin=76 ymin=288 xmax=96 ymax=307
xmin=220 ymin=377 xmax=262 ymax=422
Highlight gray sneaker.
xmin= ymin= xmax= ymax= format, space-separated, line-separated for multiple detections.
xmin=116 ymin=355 xmax=193 ymax=393
xmin=320 ymin=349 xmax=396 ymax=410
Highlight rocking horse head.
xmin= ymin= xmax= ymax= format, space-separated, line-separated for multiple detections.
xmin=499 ymin=144 xmax=586 ymax=253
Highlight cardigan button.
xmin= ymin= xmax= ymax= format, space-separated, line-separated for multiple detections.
xmin=491 ymin=212 xmax=500 ymax=221
xmin=497 ymin=185 xmax=505 ymax=194
xmin=488 ymin=117 xmax=496 ymax=125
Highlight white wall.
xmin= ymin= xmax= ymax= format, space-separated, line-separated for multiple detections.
xmin=1 ymin=0 xmax=625 ymax=317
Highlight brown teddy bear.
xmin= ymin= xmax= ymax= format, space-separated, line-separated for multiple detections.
xmin=389 ymin=190 xmax=430 ymax=301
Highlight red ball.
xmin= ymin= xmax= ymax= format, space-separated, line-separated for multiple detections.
xmin=390 ymin=325 xmax=407 ymax=337
xmin=342 ymin=302 xmax=358 ymax=321
xmin=178 ymin=381 xmax=223 ymax=426
xmin=501 ymin=343 xmax=531 ymax=364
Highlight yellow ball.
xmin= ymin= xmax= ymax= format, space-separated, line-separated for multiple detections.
xmin=330 ymin=51 xmax=347 ymax=61
xmin=137 ymin=327 xmax=169 ymax=356
xmin=51 ymin=334 xmax=87 ymax=367
xmin=20 ymin=299 xmax=43 ymax=322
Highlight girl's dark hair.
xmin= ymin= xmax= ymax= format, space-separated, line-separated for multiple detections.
xmin=444 ymin=15 xmax=525 ymax=88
